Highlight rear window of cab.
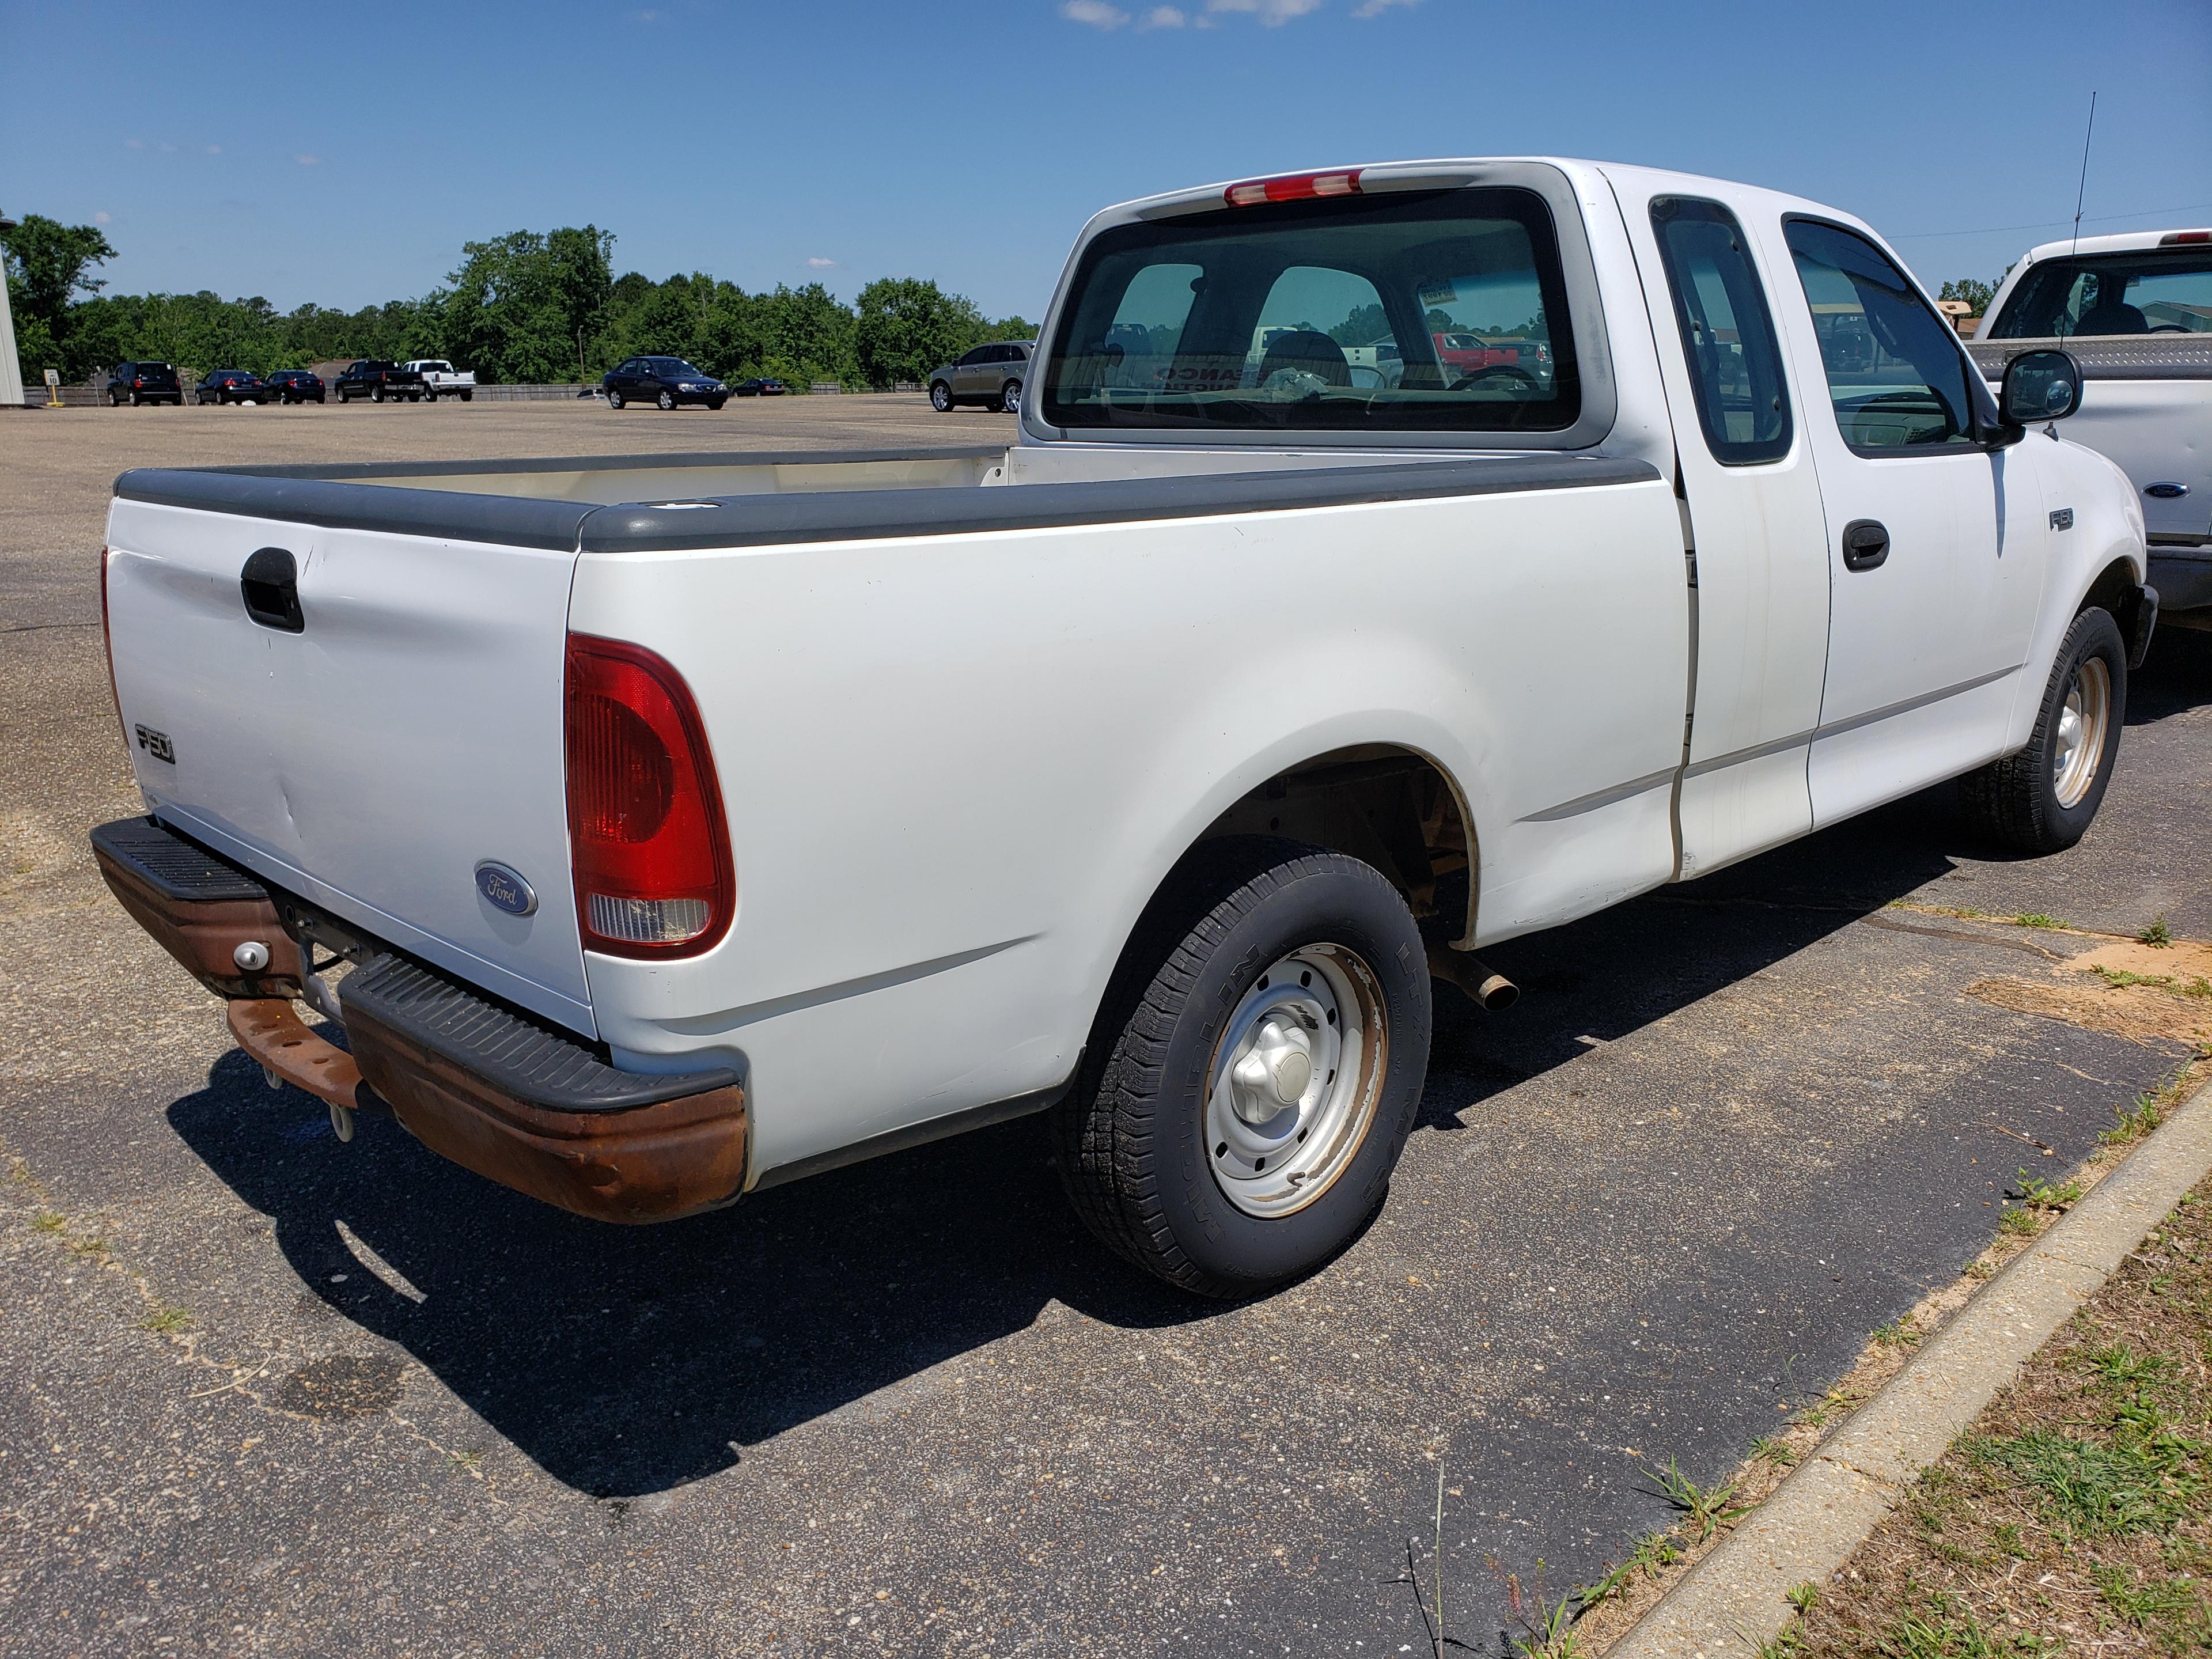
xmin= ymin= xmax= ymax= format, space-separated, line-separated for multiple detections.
xmin=1041 ymin=187 xmax=1579 ymax=433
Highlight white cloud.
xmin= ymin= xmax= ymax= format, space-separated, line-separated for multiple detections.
xmin=1061 ymin=0 xmax=1131 ymax=26
xmin=1350 ymin=0 xmax=1421 ymax=13
xmin=807 ymin=256 xmax=839 ymax=268
xmin=125 ymin=138 xmax=143 ymax=149
xmin=1206 ymin=0 xmax=1323 ymax=22
xmin=94 ymin=211 xmax=111 ymax=225
xmin=296 ymin=154 xmax=321 ymax=166
xmin=633 ymin=7 xmax=662 ymax=19
xmin=206 ymin=144 xmax=221 ymax=154
xmin=1139 ymin=4 xmax=1186 ymax=24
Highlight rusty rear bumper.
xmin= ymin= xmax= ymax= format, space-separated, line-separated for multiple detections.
xmin=94 ymin=816 xmax=748 ymax=1225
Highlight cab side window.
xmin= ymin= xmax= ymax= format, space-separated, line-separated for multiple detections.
xmin=1649 ymin=197 xmax=1792 ymax=464
xmin=1784 ymin=219 xmax=1978 ymax=453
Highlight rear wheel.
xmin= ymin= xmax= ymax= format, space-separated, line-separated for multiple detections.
xmin=460 ymin=390 xmax=471 ymax=402
xmin=1960 ymin=607 xmax=2126 ymax=854
xmin=370 ymin=384 xmax=384 ymax=403
xmin=930 ymin=380 xmax=953 ymax=412
xmin=657 ymin=389 xmax=676 ymax=411
xmin=1054 ymin=838 xmax=1431 ymax=1298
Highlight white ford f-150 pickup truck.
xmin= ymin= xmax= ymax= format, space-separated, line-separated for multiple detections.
xmin=95 ymin=158 xmax=2153 ymax=1298
xmin=1968 ymin=228 xmax=2212 ymax=628
xmin=403 ymin=359 xmax=476 ymax=402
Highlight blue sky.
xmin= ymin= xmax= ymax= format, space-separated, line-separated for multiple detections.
xmin=6 ymin=0 xmax=2208 ymax=320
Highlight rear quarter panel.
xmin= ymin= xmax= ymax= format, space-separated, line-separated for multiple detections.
xmin=569 ymin=480 xmax=1688 ymax=1178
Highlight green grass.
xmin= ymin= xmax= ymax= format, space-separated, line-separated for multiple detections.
xmin=1752 ymin=1434 xmax=1801 ymax=1467
xmin=2140 ymin=915 xmax=2175 ymax=948
xmin=2015 ymin=1170 xmax=2083 ymax=1211
xmin=137 ymin=1305 xmax=191 ymax=1335
xmin=1873 ymin=1316 xmax=1924 ymax=1349
xmin=2105 ymin=1092 xmax=2168 ymax=1148
xmin=1999 ymin=1206 xmax=2040 ymax=1238
xmin=1640 ymin=1456 xmax=1749 ymax=1542
xmin=2012 ymin=913 xmax=2067 ymax=930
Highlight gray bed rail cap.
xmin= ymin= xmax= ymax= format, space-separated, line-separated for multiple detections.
xmin=578 ymin=453 xmax=1662 ymax=554
xmin=177 ymin=443 xmax=1012 ymax=482
xmin=114 ymin=467 xmax=599 ymax=551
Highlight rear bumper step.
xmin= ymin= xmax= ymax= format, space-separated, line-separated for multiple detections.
xmin=92 ymin=816 xmax=748 ymax=1225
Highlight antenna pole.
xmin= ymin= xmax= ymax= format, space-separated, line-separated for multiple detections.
xmin=2070 ymin=92 xmax=2098 ymax=255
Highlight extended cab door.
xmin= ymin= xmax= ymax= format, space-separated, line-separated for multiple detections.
xmin=1770 ymin=219 xmax=2051 ymax=825
xmin=1615 ymin=180 xmax=1832 ymax=876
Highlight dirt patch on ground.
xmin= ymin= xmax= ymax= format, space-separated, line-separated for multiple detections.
xmin=1965 ymin=933 xmax=2212 ymax=1052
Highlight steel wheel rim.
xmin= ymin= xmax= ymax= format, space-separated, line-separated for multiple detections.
xmin=1003 ymin=380 xmax=1021 ymax=415
xmin=2052 ymin=655 xmax=2111 ymax=808
xmin=1204 ymin=944 xmax=1388 ymax=1219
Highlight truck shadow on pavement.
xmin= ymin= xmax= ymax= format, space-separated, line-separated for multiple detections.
xmin=165 ymin=632 xmax=2211 ymax=1500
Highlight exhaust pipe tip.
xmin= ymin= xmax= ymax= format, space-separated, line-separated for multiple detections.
xmin=1426 ymin=943 xmax=1518 ymax=1013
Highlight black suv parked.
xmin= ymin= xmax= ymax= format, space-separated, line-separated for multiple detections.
xmin=195 ymin=369 xmax=268 ymax=405
xmin=264 ymin=370 xmax=326 ymax=404
xmin=107 ymin=362 xmax=182 ymax=406
xmin=603 ymin=357 xmax=727 ymax=410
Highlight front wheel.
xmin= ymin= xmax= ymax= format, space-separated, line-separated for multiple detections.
xmin=1054 ymin=838 xmax=1431 ymax=1298
xmin=706 ymin=398 xmax=726 ymax=411
xmin=657 ymin=389 xmax=676 ymax=410
xmin=930 ymin=380 xmax=953 ymax=412
xmin=997 ymin=378 xmax=1022 ymax=416
xmin=1960 ymin=607 xmax=2126 ymax=854
xmin=423 ymin=389 xmax=436 ymax=403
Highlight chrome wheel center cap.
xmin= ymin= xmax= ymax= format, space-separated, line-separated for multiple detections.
xmin=1230 ymin=1013 xmax=1314 ymax=1123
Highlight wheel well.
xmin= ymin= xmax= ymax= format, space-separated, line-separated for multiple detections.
xmin=2081 ymin=556 xmax=2143 ymax=633
xmin=1195 ymin=745 xmax=1475 ymax=942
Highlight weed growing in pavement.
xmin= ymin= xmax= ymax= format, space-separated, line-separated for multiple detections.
xmin=2014 ymin=1169 xmax=2084 ymax=1211
xmin=1752 ymin=1434 xmax=1800 ymax=1467
xmin=2012 ymin=913 xmax=2066 ymax=930
xmin=138 ymin=1305 xmax=191 ymax=1335
xmin=1786 ymin=1581 xmax=1820 ymax=1613
xmin=1503 ymin=1570 xmax=1578 ymax=1659
xmin=1753 ymin=1622 xmax=1805 ymax=1659
xmin=2106 ymin=1092 xmax=2168 ymax=1147
xmin=31 ymin=1212 xmax=64 ymax=1234
xmin=1998 ymin=1205 xmax=2040 ymax=1238
xmin=1873 ymin=1316 xmax=1924 ymax=1349
xmin=1966 ymin=1257 xmax=1998 ymax=1280
xmin=2141 ymin=915 xmax=2175 ymax=948
xmin=1639 ymin=1456 xmax=1749 ymax=1542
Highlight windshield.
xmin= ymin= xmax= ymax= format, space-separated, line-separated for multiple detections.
xmin=1990 ymin=251 xmax=2212 ymax=339
xmin=654 ymin=359 xmax=707 ymax=377
xmin=1041 ymin=187 xmax=1578 ymax=432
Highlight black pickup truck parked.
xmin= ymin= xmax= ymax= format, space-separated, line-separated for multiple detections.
xmin=334 ymin=360 xmax=425 ymax=403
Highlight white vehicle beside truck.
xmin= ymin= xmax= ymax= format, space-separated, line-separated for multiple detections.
xmin=96 ymin=158 xmax=2152 ymax=1298
xmin=403 ymin=359 xmax=476 ymax=402
xmin=1968 ymin=228 xmax=2212 ymax=629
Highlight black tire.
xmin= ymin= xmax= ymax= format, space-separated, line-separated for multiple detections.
xmin=460 ymin=390 xmax=471 ymax=402
xmin=657 ymin=389 xmax=676 ymax=411
xmin=423 ymin=388 xmax=436 ymax=403
xmin=706 ymin=398 xmax=726 ymax=411
xmin=930 ymin=380 xmax=953 ymax=413
xmin=1960 ymin=607 xmax=2127 ymax=854
xmin=607 ymin=389 xmax=625 ymax=410
xmin=999 ymin=378 xmax=1021 ymax=416
xmin=1054 ymin=837 xmax=1432 ymax=1298
xmin=370 ymin=384 xmax=384 ymax=403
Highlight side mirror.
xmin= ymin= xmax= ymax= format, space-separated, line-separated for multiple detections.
xmin=2001 ymin=349 xmax=2082 ymax=426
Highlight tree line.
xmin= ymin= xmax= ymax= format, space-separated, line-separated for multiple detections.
xmin=2 ymin=214 xmax=1033 ymax=389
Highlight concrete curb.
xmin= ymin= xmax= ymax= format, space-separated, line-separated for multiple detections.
xmin=1607 ymin=1074 xmax=2212 ymax=1659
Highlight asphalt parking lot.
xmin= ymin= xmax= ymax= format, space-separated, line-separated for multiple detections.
xmin=3 ymin=399 xmax=2209 ymax=1657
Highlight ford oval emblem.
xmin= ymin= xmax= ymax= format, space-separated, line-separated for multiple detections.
xmin=474 ymin=861 xmax=538 ymax=917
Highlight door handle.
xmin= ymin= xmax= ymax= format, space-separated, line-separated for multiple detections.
xmin=1841 ymin=519 xmax=1890 ymax=572
xmin=240 ymin=547 xmax=305 ymax=632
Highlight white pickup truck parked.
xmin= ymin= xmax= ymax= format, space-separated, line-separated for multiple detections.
xmin=403 ymin=359 xmax=476 ymax=402
xmin=95 ymin=159 xmax=2152 ymax=1298
xmin=1969 ymin=228 xmax=2212 ymax=628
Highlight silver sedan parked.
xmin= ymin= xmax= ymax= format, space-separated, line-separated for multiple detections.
xmin=928 ymin=340 xmax=1033 ymax=414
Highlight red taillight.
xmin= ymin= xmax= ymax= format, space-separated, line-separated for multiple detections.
xmin=1224 ymin=168 xmax=1363 ymax=209
xmin=565 ymin=634 xmax=733 ymax=958
xmin=2160 ymin=230 xmax=2211 ymax=245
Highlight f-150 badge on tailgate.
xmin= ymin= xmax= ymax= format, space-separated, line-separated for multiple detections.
xmin=134 ymin=725 xmax=175 ymax=764
xmin=474 ymin=861 xmax=537 ymax=916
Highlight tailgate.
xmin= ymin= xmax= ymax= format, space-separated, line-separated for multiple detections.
xmin=104 ymin=488 xmax=596 ymax=1035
